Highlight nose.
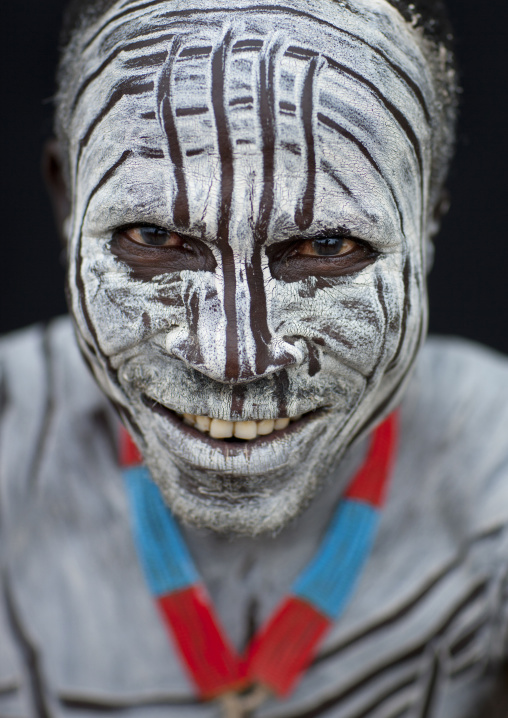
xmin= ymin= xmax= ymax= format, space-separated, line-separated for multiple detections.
xmin=166 ymin=259 xmax=305 ymax=384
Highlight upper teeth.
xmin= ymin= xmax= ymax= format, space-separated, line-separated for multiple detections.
xmin=179 ymin=413 xmax=302 ymax=440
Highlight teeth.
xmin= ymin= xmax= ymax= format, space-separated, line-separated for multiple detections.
xmin=209 ymin=418 xmax=234 ymax=439
xmin=233 ymin=421 xmax=257 ymax=440
xmin=176 ymin=413 xmax=303 ymax=440
xmin=257 ymin=419 xmax=275 ymax=435
xmin=195 ymin=415 xmax=211 ymax=432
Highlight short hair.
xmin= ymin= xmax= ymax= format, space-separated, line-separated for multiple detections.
xmin=56 ymin=0 xmax=458 ymax=211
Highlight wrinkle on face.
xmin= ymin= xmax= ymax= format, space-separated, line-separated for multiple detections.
xmin=64 ymin=0 xmax=436 ymax=534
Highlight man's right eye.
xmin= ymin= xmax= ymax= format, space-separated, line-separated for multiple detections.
xmin=120 ymin=226 xmax=189 ymax=249
xmin=110 ymin=225 xmax=217 ymax=279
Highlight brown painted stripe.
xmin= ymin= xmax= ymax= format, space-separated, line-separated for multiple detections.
xmin=74 ymin=150 xmax=133 ymax=383
xmin=76 ymin=77 xmax=153 ymax=174
xmin=232 ymin=38 xmax=264 ymax=53
xmin=283 ymin=140 xmax=302 ymax=155
xmin=158 ymin=43 xmax=190 ymax=227
xmin=420 ymin=651 xmax=439 ymax=718
xmin=211 ymin=31 xmax=239 ymax=380
xmin=325 ymin=55 xmax=423 ymax=178
xmin=279 ymin=100 xmax=296 ymax=113
xmin=83 ymin=5 xmax=430 ymax=122
xmin=178 ymin=45 xmax=213 ymax=58
xmin=256 ymin=41 xmax=280 ymax=237
xmin=123 ymin=50 xmax=167 ymax=68
xmin=285 ymin=45 xmax=319 ymax=59
xmin=317 ymin=112 xmax=404 ymax=232
xmin=373 ymin=272 xmax=390 ymax=378
xmin=72 ymin=33 xmax=174 ymax=113
xmin=175 ymin=106 xmax=209 ymax=116
xmin=229 ymin=95 xmax=254 ymax=106
xmin=295 ymin=56 xmax=319 ymax=230
xmin=138 ymin=147 xmax=164 ymax=159
xmin=249 ymin=40 xmax=282 ymax=375
xmin=386 ymin=256 xmax=411 ymax=372
xmin=319 ymin=158 xmax=353 ymax=196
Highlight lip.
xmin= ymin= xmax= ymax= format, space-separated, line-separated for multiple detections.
xmin=141 ymin=393 xmax=326 ymax=455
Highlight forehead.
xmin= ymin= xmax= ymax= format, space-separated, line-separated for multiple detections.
xmin=66 ymin=0 xmax=435 ymax=241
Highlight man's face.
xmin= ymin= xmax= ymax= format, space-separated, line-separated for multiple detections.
xmin=64 ymin=0 xmax=435 ymax=534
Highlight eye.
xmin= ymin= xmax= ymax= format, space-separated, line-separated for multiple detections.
xmin=295 ymin=237 xmax=357 ymax=257
xmin=110 ymin=225 xmax=217 ymax=280
xmin=269 ymin=234 xmax=378 ymax=283
xmin=121 ymin=226 xmax=189 ymax=249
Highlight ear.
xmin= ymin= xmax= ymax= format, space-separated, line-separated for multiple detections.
xmin=42 ymin=138 xmax=71 ymax=244
xmin=428 ymin=187 xmax=451 ymax=241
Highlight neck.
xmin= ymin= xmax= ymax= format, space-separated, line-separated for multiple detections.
xmin=181 ymin=433 xmax=370 ymax=652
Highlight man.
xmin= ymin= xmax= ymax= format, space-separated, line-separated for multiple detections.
xmin=1 ymin=0 xmax=508 ymax=715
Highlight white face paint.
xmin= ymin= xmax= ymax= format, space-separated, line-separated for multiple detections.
xmin=62 ymin=0 xmax=436 ymax=534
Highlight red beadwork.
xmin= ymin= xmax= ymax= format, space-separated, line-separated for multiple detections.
xmin=158 ymin=586 xmax=245 ymax=698
xmin=345 ymin=412 xmax=398 ymax=507
xmin=123 ymin=411 xmax=399 ymax=702
xmin=246 ymin=596 xmax=331 ymax=696
xmin=119 ymin=429 xmax=143 ymax=467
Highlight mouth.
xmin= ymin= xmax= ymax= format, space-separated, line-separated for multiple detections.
xmin=142 ymin=394 xmax=321 ymax=448
xmin=137 ymin=391 xmax=336 ymax=533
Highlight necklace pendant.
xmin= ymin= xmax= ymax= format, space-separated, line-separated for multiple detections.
xmin=219 ymin=685 xmax=270 ymax=718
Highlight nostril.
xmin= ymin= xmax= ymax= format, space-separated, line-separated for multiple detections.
xmin=166 ymin=329 xmax=203 ymax=366
xmin=283 ymin=336 xmax=322 ymax=377
xmin=165 ymin=326 xmax=187 ymax=352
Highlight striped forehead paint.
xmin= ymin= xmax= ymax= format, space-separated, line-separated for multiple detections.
xmin=62 ymin=0 xmax=437 ymax=534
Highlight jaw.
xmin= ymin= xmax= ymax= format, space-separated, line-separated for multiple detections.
xmin=128 ymin=394 xmax=360 ymax=535
xmin=113 ymin=347 xmax=373 ymax=534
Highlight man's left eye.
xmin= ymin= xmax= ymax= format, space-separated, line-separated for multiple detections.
xmin=269 ymin=234 xmax=377 ymax=282
xmin=295 ymin=237 xmax=357 ymax=257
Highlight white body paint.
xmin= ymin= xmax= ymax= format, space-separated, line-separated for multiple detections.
xmin=58 ymin=0 xmax=446 ymax=533
xmin=1 ymin=320 xmax=508 ymax=716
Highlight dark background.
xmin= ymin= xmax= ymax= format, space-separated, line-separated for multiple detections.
xmin=1 ymin=0 xmax=507 ymax=355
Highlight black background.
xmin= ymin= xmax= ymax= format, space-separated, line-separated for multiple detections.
xmin=1 ymin=0 xmax=507 ymax=356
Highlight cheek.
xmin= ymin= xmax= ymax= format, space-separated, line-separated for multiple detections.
xmin=74 ymin=236 xmax=192 ymax=356
xmin=271 ymin=256 xmax=410 ymax=377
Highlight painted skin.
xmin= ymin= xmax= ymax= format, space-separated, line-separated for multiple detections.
xmin=59 ymin=0 xmax=439 ymax=535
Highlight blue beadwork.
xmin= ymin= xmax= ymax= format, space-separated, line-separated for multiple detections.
xmin=123 ymin=467 xmax=381 ymax=619
xmin=291 ymin=500 xmax=379 ymax=619
xmin=124 ymin=466 xmax=199 ymax=596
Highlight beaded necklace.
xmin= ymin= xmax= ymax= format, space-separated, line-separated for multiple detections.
xmin=120 ymin=412 xmax=398 ymax=715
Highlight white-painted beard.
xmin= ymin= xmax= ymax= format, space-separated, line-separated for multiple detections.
xmin=63 ymin=0 xmax=436 ymax=534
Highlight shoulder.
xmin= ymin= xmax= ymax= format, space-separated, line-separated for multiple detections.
xmin=0 ymin=315 xmax=81 ymax=377
xmin=0 ymin=316 xmax=104 ymax=421
xmin=0 ymin=316 xmax=111 ymax=531
xmin=400 ymin=335 xmax=508 ymax=535
xmin=418 ymin=335 xmax=508 ymax=408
